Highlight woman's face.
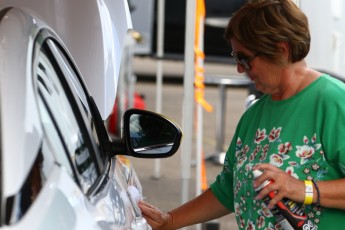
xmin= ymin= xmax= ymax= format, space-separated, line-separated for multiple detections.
xmin=230 ymin=38 xmax=284 ymax=95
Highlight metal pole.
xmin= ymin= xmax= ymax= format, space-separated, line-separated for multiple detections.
xmin=196 ymin=105 xmax=203 ymax=198
xmin=153 ymin=0 xmax=165 ymax=179
xmin=196 ymin=105 xmax=203 ymax=230
xmin=181 ymin=0 xmax=196 ymax=205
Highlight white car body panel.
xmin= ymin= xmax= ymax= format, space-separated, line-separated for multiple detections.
xmin=0 ymin=7 xmax=44 ymax=197
xmin=23 ymin=159 xmax=143 ymax=230
xmin=4 ymin=165 xmax=99 ymax=230
xmin=0 ymin=0 xmax=132 ymax=119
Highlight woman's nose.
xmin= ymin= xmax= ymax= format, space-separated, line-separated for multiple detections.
xmin=237 ymin=63 xmax=246 ymax=73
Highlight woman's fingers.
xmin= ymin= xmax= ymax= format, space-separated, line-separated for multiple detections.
xmin=138 ymin=201 xmax=172 ymax=230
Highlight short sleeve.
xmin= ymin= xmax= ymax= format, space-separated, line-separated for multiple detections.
xmin=210 ymin=141 xmax=237 ymax=212
xmin=210 ymin=167 xmax=234 ymax=211
xmin=319 ymin=78 xmax=345 ymax=177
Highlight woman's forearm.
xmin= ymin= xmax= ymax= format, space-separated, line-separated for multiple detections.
xmin=169 ymin=188 xmax=231 ymax=229
xmin=315 ymin=179 xmax=345 ymax=210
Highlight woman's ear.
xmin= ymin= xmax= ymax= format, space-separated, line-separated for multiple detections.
xmin=277 ymin=41 xmax=290 ymax=62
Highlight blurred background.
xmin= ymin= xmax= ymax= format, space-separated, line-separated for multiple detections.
xmin=129 ymin=0 xmax=244 ymax=61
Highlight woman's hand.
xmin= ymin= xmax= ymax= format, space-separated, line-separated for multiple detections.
xmin=253 ymin=164 xmax=345 ymax=210
xmin=252 ymin=163 xmax=305 ymax=208
xmin=138 ymin=200 xmax=174 ymax=230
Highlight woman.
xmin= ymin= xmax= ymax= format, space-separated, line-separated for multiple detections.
xmin=138 ymin=0 xmax=345 ymax=229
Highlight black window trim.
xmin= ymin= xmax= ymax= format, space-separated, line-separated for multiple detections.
xmin=44 ymin=37 xmax=109 ymax=167
xmin=41 ymin=38 xmax=101 ymax=172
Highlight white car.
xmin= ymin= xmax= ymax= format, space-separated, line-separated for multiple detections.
xmin=0 ymin=5 xmax=182 ymax=230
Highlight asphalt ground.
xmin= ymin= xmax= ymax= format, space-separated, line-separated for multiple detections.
xmin=127 ymin=56 xmax=251 ymax=230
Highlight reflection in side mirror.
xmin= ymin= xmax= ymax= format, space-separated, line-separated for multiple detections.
xmin=123 ymin=109 xmax=182 ymax=158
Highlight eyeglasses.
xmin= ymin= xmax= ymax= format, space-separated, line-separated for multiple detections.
xmin=231 ymin=51 xmax=260 ymax=70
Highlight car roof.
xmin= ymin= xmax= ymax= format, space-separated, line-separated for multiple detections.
xmin=0 ymin=7 xmax=49 ymax=197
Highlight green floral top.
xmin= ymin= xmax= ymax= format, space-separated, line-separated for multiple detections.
xmin=211 ymin=75 xmax=345 ymax=230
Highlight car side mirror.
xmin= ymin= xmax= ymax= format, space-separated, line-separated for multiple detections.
xmin=121 ymin=109 xmax=182 ymax=158
xmin=89 ymin=95 xmax=182 ymax=158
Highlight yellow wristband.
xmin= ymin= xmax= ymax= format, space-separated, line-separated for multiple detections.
xmin=304 ymin=180 xmax=313 ymax=205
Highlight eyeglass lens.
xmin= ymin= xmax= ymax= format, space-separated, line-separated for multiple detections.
xmin=231 ymin=52 xmax=257 ymax=70
xmin=232 ymin=52 xmax=251 ymax=70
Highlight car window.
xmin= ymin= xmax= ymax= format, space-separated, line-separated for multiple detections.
xmin=34 ymin=39 xmax=99 ymax=193
xmin=37 ymin=96 xmax=74 ymax=177
xmin=48 ymin=41 xmax=107 ymax=165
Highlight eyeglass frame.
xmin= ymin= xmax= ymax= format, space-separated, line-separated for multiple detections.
xmin=231 ymin=51 xmax=260 ymax=70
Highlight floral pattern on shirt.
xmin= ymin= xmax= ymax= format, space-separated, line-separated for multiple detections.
xmin=233 ymin=127 xmax=327 ymax=230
